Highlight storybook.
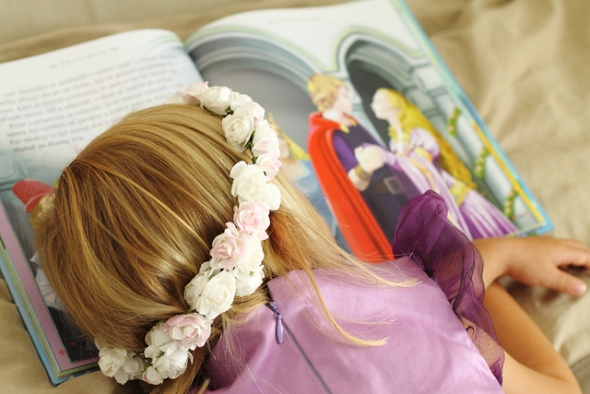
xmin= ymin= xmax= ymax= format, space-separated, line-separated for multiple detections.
xmin=0 ymin=0 xmax=552 ymax=385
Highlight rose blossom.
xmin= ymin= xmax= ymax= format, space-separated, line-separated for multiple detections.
xmin=97 ymin=346 xmax=144 ymax=384
xmin=233 ymin=202 xmax=270 ymax=240
xmin=182 ymin=81 xmax=209 ymax=105
xmin=198 ymin=86 xmax=233 ymax=115
xmin=222 ymin=107 xmax=256 ymax=151
xmin=151 ymin=346 xmax=191 ymax=380
xmin=143 ymin=366 xmax=164 ymax=385
xmin=209 ymin=223 xmax=248 ymax=270
xmin=232 ymin=235 xmax=265 ymax=296
xmin=144 ymin=323 xmax=192 ymax=381
xmin=234 ymin=263 xmax=265 ymax=297
xmin=163 ymin=313 xmax=212 ymax=350
xmin=240 ymin=101 xmax=265 ymax=124
xmin=195 ymin=270 xmax=237 ymax=320
xmin=251 ymin=120 xmax=279 ymax=152
xmin=183 ymin=270 xmax=211 ymax=311
xmin=229 ymin=92 xmax=253 ymax=111
xmin=230 ymin=162 xmax=281 ymax=210
xmin=254 ymin=142 xmax=282 ymax=180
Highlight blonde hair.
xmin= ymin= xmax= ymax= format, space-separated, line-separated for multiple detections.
xmin=376 ymin=88 xmax=476 ymax=189
xmin=307 ymin=74 xmax=346 ymax=112
xmin=34 ymin=104 xmax=403 ymax=393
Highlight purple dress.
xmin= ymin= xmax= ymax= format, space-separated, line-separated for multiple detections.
xmin=381 ymin=127 xmax=473 ymax=238
xmin=382 ymin=127 xmax=517 ymax=239
xmin=198 ymin=192 xmax=504 ymax=394
xmin=439 ymin=171 xmax=518 ymax=238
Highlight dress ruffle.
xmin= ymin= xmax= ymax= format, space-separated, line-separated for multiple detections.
xmin=392 ymin=190 xmax=505 ymax=384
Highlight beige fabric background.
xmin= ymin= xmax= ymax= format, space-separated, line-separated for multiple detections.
xmin=1 ymin=0 xmax=590 ymax=392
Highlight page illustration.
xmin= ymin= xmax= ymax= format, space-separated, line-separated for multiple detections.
xmin=185 ymin=0 xmax=549 ymax=260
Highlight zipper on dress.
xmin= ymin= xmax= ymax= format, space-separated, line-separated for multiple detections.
xmin=265 ymin=300 xmax=332 ymax=393
xmin=267 ymin=300 xmax=284 ymax=344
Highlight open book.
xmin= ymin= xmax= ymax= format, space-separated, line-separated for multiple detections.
xmin=0 ymin=0 xmax=552 ymax=385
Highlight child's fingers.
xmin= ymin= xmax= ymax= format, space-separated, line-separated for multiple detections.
xmin=541 ymin=269 xmax=587 ymax=297
xmin=557 ymin=246 xmax=590 ymax=269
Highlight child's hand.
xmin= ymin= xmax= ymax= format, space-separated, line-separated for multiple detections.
xmin=474 ymin=237 xmax=590 ymax=296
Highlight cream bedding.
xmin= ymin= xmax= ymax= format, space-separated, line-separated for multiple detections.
xmin=1 ymin=0 xmax=590 ymax=392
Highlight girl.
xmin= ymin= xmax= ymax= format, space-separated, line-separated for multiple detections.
xmin=34 ymin=83 xmax=589 ymax=393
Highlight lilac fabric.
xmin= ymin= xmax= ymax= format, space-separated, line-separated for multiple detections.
xmin=392 ymin=190 xmax=505 ymax=384
xmin=199 ymin=191 xmax=506 ymax=393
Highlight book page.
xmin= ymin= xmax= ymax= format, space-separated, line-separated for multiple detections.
xmin=0 ymin=29 xmax=201 ymax=256
xmin=0 ymin=29 xmax=201 ymax=376
xmin=184 ymin=0 xmax=551 ymax=258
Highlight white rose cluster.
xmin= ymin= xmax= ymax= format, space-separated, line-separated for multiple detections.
xmin=97 ymin=83 xmax=283 ymax=386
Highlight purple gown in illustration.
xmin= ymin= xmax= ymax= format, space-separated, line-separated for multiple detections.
xmin=366 ymin=88 xmax=517 ymax=239
xmin=378 ymin=126 xmax=473 ymax=238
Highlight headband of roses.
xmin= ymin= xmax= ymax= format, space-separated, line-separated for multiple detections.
xmin=96 ymin=82 xmax=282 ymax=386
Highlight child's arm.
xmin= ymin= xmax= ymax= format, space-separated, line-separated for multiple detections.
xmin=484 ymin=281 xmax=582 ymax=394
xmin=473 ymin=236 xmax=590 ymax=295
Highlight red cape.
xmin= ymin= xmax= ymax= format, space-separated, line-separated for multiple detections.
xmin=307 ymin=113 xmax=393 ymax=263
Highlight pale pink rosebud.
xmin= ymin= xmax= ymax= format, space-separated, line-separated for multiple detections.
xmin=233 ymin=202 xmax=270 ymax=240
xmin=210 ymin=223 xmax=247 ymax=270
xmin=182 ymin=82 xmax=209 ymax=105
xmin=163 ymin=313 xmax=212 ymax=350
xmin=240 ymin=101 xmax=265 ymax=125
xmin=256 ymin=149 xmax=282 ymax=180
xmin=252 ymin=120 xmax=279 ymax=150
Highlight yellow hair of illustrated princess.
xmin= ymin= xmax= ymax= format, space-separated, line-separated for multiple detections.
xmin=377 ymin=88 xmax=476 ymax=189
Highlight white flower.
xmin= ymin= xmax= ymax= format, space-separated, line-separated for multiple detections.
xmin=152 ymin=345 xmax=191 ymax=380
xmin=232 ymin=235 xmax=265 ymax=297
xmin=222 ymin=107 xmax=256 ymax=151
xmin=230 ymin=162 xmax=281 ymax=210
xmin=144 ymin=323 xmax=192 ymax=382
xmin=251 ymin=120 xmax=279 ymax=151
xmin=195 ymin=270 xmax=236 ymax=320
xmin=97 ymin=346 xmax=144 ymax=384
xmin=251 ymin=121 xmax=282 ymax=179
xmin=184 ymin=270 xmax=211 ymax=311
xmin=229 ymin=93 xmax=253 ymax=112
xmin=143 ymin=366 xmax=164 ymax=385
xmin=234 ymin=264 xmax=265 ymax=297
xmin=199 ymin=86 xmax=233 ymax=115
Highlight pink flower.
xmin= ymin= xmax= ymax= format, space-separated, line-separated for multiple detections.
xmin=233 ymin=202 xmax=270 ymax=240
xmin=210 ymin=223 xmax=247 ymax=270
xmin=182 ymin=82 xmax=209 ymax=105
xmin=163 ymin=313 xmax=212 ymax=350
xmin=254 ymin=142 xmax=282 ymax=179
xmin=240 ymin=101 xmax=265 ymax=125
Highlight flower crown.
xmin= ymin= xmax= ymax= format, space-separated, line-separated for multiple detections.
xmin=96 ymin=82 xmax=282 ymax=385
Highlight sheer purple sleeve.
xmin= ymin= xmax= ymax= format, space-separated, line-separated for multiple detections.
xmin=391 ymin=190 xmax=505 ymax=385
